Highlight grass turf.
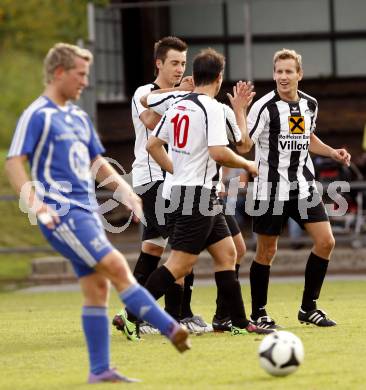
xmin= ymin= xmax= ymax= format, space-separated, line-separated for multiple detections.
xmin=1 ymin=280 xmax=366 ymax=389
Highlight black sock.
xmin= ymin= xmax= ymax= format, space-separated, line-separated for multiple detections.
xmin=127 ymin=265 xmax=175 ymax=322
xmin=181 ymin=271 xmax=194 ymax=318
xmin=214 ymin=288 xmax=228 ymax=320
xmin=133 ymin=252 xmax=161 ymax=286
xmin=301 ymin=252 xmax=329 ymax=312
xmin=235 ymin=264 xmax=241 ymax=279
xmin=215 ymin=265 xmax=242 ymax=319
xmin=215 ymin=270 xmax=249 ymax=328
xmin=164 ymin=283 xmax=183 ymax=321
xmin=144 ymin=265 xmax=176 ymax=300
xmin=250 ymin=261 xmax=271 ymax=319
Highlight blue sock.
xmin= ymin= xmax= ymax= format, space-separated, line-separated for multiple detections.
xmin=120 ymin=284 xmax=178 ymax=337
xmin=81 ymin=306 xmax=109 ymax=375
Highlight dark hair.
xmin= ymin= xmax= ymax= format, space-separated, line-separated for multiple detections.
xmin=154 ymin=36 xmax=187 ymax=76
xmin=193 ymin=48 xmax=225 ymax=86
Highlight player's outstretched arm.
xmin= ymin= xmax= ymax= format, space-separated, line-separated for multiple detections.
xmin=309 ymin=134 xmax=351 ymax=166
xmin=140 ymin=76 xmax=194 ymax=108
xmin=5 ymin=156 xmax=60 ymax=228
xmin=91 ymin=155 xmax=143 ymax=222
xmin=146 ymin=136 xmax=173 ymax=174
xmin=208 ymin=145 xmax=258 ymax=176
xmin=227 ymin=81 xmax=255 ymax=154
xmin=139 ymin=110 xmax=162 ymax=130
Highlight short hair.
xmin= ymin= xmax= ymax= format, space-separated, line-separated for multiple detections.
xmin=193 ymin=48 xmax=225 ymax=86
xmin=43 ymin=43 xmax=93 ymax=84
xmin=153 ymin=36 xmax=188 ymax=76
xmin=273 ymin=48 xmax=302 ymax=72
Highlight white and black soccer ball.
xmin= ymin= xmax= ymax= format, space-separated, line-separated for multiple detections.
xmin=258 ymin=331 xmax=304 ymax=377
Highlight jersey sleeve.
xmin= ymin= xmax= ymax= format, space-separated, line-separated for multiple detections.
xmin=132 ymin=86 xmax=150 ymax=117
xmin=152 ymin=113 xmax=169 ymax=144
xmin=147 ymin=91 xmax=189 ymax=116
xmin=207 ymin=101 xmax=228 ymax=147
xmin=310 ymin=103 xmax=318 ymax=133
xmin=7 ymin=110 xmax=44 ymax=158
xmin=87 ymin=116 xmax=106 ymax=159
xmin=222 ymin=104 xmax=242 ymax=144
xmin=247 ymin=101 xmax=268 ymax=144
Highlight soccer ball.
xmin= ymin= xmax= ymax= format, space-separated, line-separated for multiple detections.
xmin=258 ymin=331 xmax=304 ymax=377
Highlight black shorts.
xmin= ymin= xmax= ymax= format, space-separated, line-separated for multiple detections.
xmin=134 ymin=181 xmax=169 ymax=241
xmin=253 ymin=193 xmax=329 ymax=236
xmin=218 ymin=198 xmax=241 ymax=237
xmin=224 ymin=214 xmax=241 ymax=237
xmin=167 ymin=186 xmax=231 ymax=255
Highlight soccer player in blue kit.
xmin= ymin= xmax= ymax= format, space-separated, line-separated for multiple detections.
xmin=5 ymin=43 xmax=190 ymax=384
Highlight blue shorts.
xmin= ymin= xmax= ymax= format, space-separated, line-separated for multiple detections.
xmin=39 ymin=207 xmax=114 ymax=278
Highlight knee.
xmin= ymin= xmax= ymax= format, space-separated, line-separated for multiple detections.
xmin=267 ymin=244 xmax=277 ymax=260
xmin=165 ymin=255 xmax=196 ymax=280
xmin=95 ymin=278 xmax=110 ymax=301
xmin=314 ymin=235 xmax=335 ymax=256
xmin=256 ymin=242 xmax=277 ymax=264
xmin=100 ymin=254 xmax=135 ymax=287
xmin=142 ymin=242 xmax=165 ymax=257
xmin=83 ymin=277 xmax=110 ymax=306
xmin=235 ymin=240 xmax=246 ymax=261
xmin=180 ymin=258 xmax=197 ymax=276
xmin=219 ymin=245 xmax=237 ymax=269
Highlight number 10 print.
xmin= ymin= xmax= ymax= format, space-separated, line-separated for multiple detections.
xmin=171 ymin=113 xmax=189 ymax=148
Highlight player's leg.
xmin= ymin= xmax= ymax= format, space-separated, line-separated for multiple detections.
xmin=208 ymin=235 xmax=273 ymax=336
xmin=42 ymin=209 xmax=187 ymax=382
xmin=143 ymin=250 xmax=198 ymax=310
xmin=136 ymin=240 xmax=164 ymax=286
xmin=133 ymin=182 xmax=167 ymax=289
xmin=78 ymin=272 xmax=140 ymax=383
xmin=212 ymin=214 xmax=245 ymax=331
xmin=133 ymin=182 xmax=167 ymax=292
xmin=298 ymin=220 xmax=336 ymax=326
xmin=129 ymin=182 xmax=183 ymax=326
xmin=106 ymin=184 xmax=165 ymax=337
xmin=180 ymin=270 xmax=194 ymax=318
xmin=95 ymin=249 xmax=190 ymax=351
xmin=38 ymin=210 xmax=144 ymax=382
xmin=292 ymin=196 xmax=336 ymax=326
xmin=250 ymin=233 xmax=279 ymax=325
xmin=249 ymin=199 xmax=284 ymax=329
xmin=143 ymin=190 xmax=210 ymax=319
xmin=179 ymin=270 xmax=214 ymax=334
xmin=232 ymin=230 xmax=246 ymax=276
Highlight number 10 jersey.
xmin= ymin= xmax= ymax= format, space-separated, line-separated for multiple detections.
xmin=153 ymin=93 xmax=229 ymax=190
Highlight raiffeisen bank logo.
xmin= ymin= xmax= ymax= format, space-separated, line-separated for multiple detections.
xmin=288 ymin=115 xmax=305 ymax=134
xmin=278 ymin=133 xmax=310 ymax=151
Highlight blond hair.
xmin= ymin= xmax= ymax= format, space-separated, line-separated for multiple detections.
xmin=43 ymin=43 xmax=93 ymax=84
xmin=273 ymin=48 xmax=302 ymax=72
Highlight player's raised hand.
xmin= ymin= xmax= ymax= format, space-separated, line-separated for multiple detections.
xmin=330 ymin=148 xmax=351 ymax=167
xmin=179 ymin=76 xmax=194 ymax=91
xmin=227 ymin=80 xmax=256 ymax=112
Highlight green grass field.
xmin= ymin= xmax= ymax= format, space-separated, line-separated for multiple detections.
xmin=1 ymin=280 xmax=366 ymax=390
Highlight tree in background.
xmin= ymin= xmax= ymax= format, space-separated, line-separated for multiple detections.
xmin=0 ymin=0 xmax=108 ymax=149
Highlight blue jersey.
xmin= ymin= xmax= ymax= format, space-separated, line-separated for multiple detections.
xmin=8 ymin=96 xmax=105 ymax=211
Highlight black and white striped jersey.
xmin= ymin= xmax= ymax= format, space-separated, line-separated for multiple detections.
xmin=247 ymin=89 xmax=318 ymax=201
xmin=147 ymin=91 xmax=242 ymax=144
xmin=153 ymin=93 xmax=228 ymax=190
xmin=131 ymin=83 xmax=164 ymax=187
